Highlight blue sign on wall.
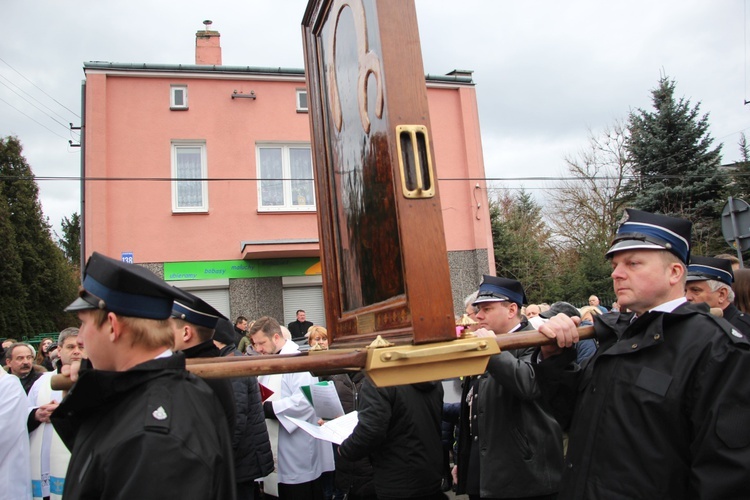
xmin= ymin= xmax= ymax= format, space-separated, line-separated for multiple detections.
xmin=121 ymin=252 xmax=134 ymax=264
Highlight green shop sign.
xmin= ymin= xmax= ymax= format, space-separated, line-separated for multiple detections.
xmin=165 ymin=258 xmax=321 ymax=281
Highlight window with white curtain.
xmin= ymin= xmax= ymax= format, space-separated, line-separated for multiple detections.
xmin=172 ymin=141 xmax=208 ymax=212
xmin=257 ymin=144 xmax=314 ymax=211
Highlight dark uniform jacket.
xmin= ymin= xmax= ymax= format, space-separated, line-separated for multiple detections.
xmin=723 ymin=303 xmax=750 ymax=337
xmin=182 ymin=340 xmax=236 ymax=433
xmin=339 ymin=378 xmax=444 ymax=499
xmin=536 ymin=302 xmax=750 ymax=499
xmin=51 ymin=354 xmax=236 ymax=500
xmin=455 ymin=319 xmax=563 ymax=498
xmin=219 ymin=346 xmax=274 ymax=483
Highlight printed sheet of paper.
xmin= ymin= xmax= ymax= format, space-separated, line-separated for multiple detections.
xmin=301 ymin=381 xmax=345 ymax=420
xmin=286 ymin=411 xmax=359 ymax=445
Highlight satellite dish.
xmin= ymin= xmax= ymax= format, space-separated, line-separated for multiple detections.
xmin=721 ymin=197 xmax=750 ymax=253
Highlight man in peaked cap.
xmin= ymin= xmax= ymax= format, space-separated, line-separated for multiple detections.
xmin=453 ymin=275 xmax=563 ymax=499
xmin=685 ymin=255 xmax=750 ymax=336
xmin=536 ymin=209 xmax=750 ymax=498
xmin=51 ymin=252 xmax=236 ymax=500
xmin=170 ymin=293 xmax=236 ymax=433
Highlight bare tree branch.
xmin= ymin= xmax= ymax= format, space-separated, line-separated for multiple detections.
xmin=547 ymin=121 xmax=633 ymax=248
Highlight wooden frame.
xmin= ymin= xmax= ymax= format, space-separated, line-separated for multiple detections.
xmin=302 ymin=0 xmax=456 ymax=346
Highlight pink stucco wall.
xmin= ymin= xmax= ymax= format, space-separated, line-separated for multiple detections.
xmin=83 ymin=69 xmax=492 ymax=268
xmin=429 ymin=85 xmax=493 ymax=256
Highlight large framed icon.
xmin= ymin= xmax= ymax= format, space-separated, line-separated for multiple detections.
xmin=302 ymin=0 xmax=456 ymax=347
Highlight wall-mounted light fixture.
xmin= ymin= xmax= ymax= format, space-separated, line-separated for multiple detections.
xmin=232 ymin=90 xmax=256 ymax=100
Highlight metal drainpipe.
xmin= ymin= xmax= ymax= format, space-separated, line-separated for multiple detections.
xmin=79 ymin=80 xmax=86 ymax=279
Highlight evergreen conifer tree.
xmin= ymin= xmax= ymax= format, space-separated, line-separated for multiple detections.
xmin=490 ymin=189 xmax=556 ymax=303
xmin=625 ymin=75 xmax=726 ymax=254
xmin=0 ymin=192 xmax=33 ymax=336
xmin=59 ymin=212 xmax=81 ymax=269
xmin=0 ymin=136 xmax=77 ymax=337
xmin=729 ymin=133 xmax=750 ymax=201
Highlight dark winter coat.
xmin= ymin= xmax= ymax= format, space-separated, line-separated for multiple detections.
xmin=455 ymin=320 xmax=563 ymax=498
xmin=51 ymin=353 xmax=236 ymax=500
xmin=287 ymin=320 xmax=313 ymax=341
xmin=41 ymin=356 xmax=54 ymax=371
xmin=220 ymin=346 xmax=274 ymax=483
xmin=339 ymin=378 xmax=444 ymax=499
xmin=182 ymin=339 xmax=236 ymax=433
xmin=441 ymin=401 xmax=460 ymax=451
xmin=325 ymin=371 xmax=375 ymax=497
xmin=536 ymin=302 xmax=750 ymax=499
xmin=15 ymin=364 xmax=45 ymax=394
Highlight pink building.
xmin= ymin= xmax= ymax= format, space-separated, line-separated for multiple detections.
xmin=80 ymin=25 xmax=493 ymax=326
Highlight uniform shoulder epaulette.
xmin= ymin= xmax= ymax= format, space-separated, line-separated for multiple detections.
xmin=704 ymin=312 xmax=750 ymax=348
xmin=733 ymin=311 xmax=750 ymax=329
xmin=143 ymin=385 xmax=173 ymax=434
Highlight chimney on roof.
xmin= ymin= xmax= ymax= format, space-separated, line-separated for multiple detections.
xmin=196 ymin=20 xmax=222 ymax=66
xmin=446 ymin=69 xmax=474 ymax=79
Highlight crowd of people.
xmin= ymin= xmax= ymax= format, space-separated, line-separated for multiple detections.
xmin=3 ymin=207 xmax=750 ymax=499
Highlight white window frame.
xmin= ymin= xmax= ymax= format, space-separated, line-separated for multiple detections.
xmin=171 ymin=141 xmax=208 ymax=213
xmin=171 ymin=85 xmax=188 ymax=110
xmin=256 ymin=143 xmax=315 ymax=212
xmin=296 ymin=89 xmax=308 ymax=112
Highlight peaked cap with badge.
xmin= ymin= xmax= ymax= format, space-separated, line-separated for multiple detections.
xmin=171 ymin=292 xmax=227 ymax=329
xmin=473 ymin=275 xmax=527 ymax=307
xmin=65 ymin=251 xmax=192 ymax=319
xmin=606 ymin=208 xmax=692 ymax=264
xmin=687 ymin=255 xmax=734 ymax=286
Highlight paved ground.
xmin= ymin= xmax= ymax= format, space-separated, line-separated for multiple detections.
xmin=446 ymin=491 xmax=468 ymax=499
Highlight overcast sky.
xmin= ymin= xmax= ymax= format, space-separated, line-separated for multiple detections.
xmin=3 ymin=1 xmax=749 ymax=235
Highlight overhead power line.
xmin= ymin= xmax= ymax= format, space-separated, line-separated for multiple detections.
xmin=0 ymin=79 xmax=76 ymax=134
xmin=0 ymin=96 xmax=72 ymax=142
xmin=0 ymin=56 xmax=80 ymax=118
xmin=1 ymin=172 xmax=746 ymax=183
xmin=0 ymin=73 xmax=76 ymax=129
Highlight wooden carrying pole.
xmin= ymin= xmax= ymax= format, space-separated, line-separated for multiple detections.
xmin=50 ymin=326 xmax=594 ymax=391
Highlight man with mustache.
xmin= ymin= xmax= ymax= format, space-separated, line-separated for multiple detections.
xmin=5 ymin=342 xmax=42 ymax=394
